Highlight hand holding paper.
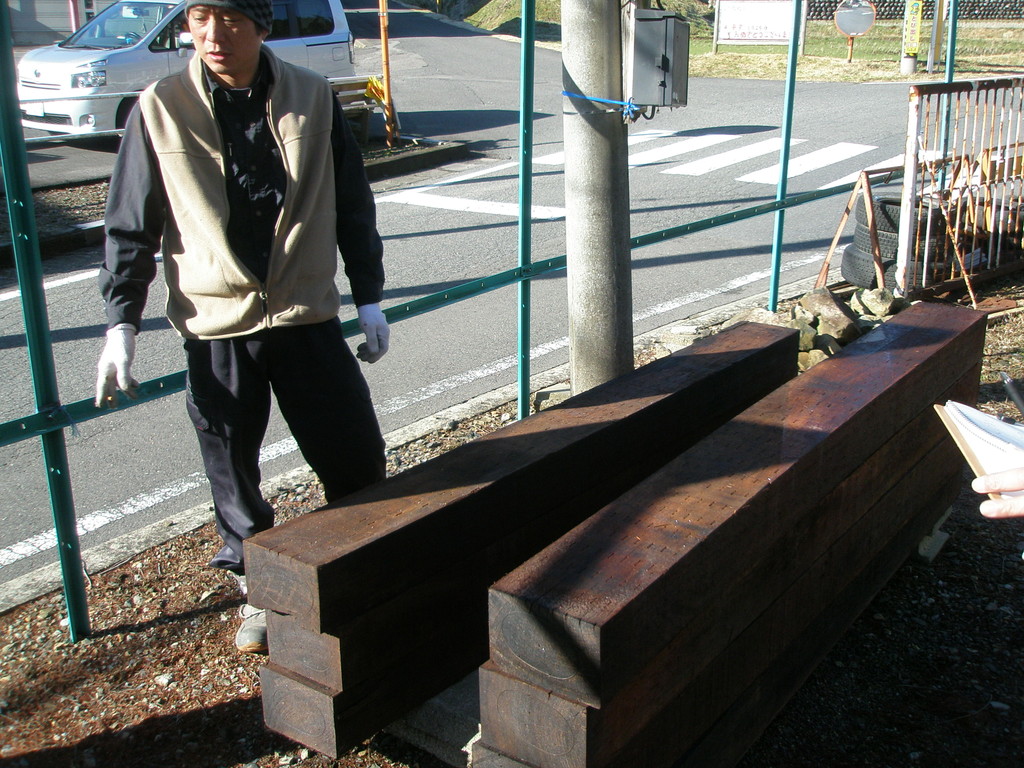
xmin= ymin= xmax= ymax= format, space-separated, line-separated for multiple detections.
xmin=935 ymin=400 xmax=1024 ymax=520
xmin=972 ymin=469 xmax=1024 ymax=518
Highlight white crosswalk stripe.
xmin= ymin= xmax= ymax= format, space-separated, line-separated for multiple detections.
xmin=822 ymin=154 xmax=904 ymax=188
xmin=663 ymin=137 xmax=806 ymax=175
xmin=627 ymin=133 xmax=743 ymax=168
xmin=737 ymin=142 xmax=876 ymax=185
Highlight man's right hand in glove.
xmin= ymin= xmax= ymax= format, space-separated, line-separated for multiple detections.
xmin=95 ymin=324 xmax=139 ymax=408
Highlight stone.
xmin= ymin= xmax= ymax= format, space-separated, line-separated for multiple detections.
xmin=533 ymin=385 xmax=571 ymax=412
xmin=798 ymin=349 xmax=830 ymax=371
xmin=799 ymin=288 xmax=862 ymax=344
xmin=860 ymin=288 xmax=900 ymax=317
xmin=787 ymin=318 xmax=818 ymax=352
xmin=818 ymin=315 xmax=861 ymax=344
xmin=856 ymin=315 xmax=885 ymax=333
xmin=916 ymin=508 xmax=951 ymax=563
xmin=813 ymin=333 xmax=843 ymax=356
xmin=848 ymin=290 xmax=872 ymax=317
xmin=721 ymin=307 xmax=788 ymax=329
xmin=791 ymin=304 xmax=817 ymax=326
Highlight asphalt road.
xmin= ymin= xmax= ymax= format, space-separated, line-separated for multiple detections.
xmin=0 ymin=2 xmax=914 ymax=603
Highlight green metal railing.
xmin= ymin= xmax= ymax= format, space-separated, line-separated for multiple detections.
xmin=0 ymin=1 xmax=952 ymax=640
xmin=1 ymin=173 xmax=899 ymax=450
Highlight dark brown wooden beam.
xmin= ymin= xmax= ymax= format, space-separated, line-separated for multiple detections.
xmin=246 ymin=322 xmax=798 ymax=633
xmin=486 ymin=302 xmax=985 ymax=713
xmin=260 ymin=640 xmax=481 ymax=761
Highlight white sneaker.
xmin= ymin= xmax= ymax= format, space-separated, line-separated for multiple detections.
xmin=235 ymin=603 xmax=267 ymax=654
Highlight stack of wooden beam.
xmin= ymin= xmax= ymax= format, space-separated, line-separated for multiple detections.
xmin=244 ymin=322 xmax=799 ymax=757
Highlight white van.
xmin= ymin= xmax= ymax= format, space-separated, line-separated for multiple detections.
xmin=17 ymin=0 xmax=356 ymax=135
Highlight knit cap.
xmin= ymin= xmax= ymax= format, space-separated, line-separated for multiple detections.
xmin=185 ymin=0 xmax=273 ymax=32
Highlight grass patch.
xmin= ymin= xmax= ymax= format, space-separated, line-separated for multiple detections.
xmin=441 ymin=0 xmax=1024 ymax=82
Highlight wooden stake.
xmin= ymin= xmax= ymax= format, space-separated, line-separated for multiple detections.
xmin=815 ymin=173 xmax=862 ymax=288
xmin=859 ymin=174 xmax=887 ymax=290
xmin=378 ymin=0 xmax=398 ymax=147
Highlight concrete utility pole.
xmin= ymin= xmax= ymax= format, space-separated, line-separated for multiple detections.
xmin=562 ymin=0 xmax=634 ymax=395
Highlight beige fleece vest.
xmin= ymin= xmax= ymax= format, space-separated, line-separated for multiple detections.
xmin=140 ymin=49 xmax=341 ymax=340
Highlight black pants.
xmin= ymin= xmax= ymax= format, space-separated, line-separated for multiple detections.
xmin=184 ymin=318 xmax=386 ymax=574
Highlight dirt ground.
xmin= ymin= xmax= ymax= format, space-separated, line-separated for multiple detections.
xmin=2 ymin=271 xmax=1024 ymax=768
xmin=2 ymin=27 xmax=1022 ymax=764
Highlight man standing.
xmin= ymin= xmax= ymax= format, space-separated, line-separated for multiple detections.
xmin=95 ymin=0 xmax=389 ymax=653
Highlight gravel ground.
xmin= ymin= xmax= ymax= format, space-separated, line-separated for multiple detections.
xmin=0 ymin=182 xmax=110 ymax=244
xmin=2 ymin=272 xmax=1024 ymax=768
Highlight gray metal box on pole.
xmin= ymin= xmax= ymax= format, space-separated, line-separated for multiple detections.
xmin=631 ymin=10 xmax=689 ymax=108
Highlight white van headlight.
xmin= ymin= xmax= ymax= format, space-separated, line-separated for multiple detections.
xmin=72 ymin=70 xmax=107 ymax=88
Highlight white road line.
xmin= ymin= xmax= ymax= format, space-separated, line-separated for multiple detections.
xmin=628 ymin=134 xmax=743 ymax=168
xmin=737 ymin=142 xmax=877 ymax=185
xmin=374 ymin=336 xmax=570 ymax=415
xmin=381 ymin=190 xmax=565 ymax=219
xmin=633 ymin=252 xmax=825 ymax=322
xmin=0 ymin=471 xmax=208 ymax=568
xmin=663 ymin=138 xmax=806 ymax=176
xmin=820 ymin=154 xmax=904 ymax=189
xmin=0 ymin=253 xmax=822 ymax=571
xmin=0 ymin=269 xmax=98 ymax=303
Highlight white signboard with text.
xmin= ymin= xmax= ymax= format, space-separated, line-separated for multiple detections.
xmin=713 ymin=0 xmax=806 ymax=47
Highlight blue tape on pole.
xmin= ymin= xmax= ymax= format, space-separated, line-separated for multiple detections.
xmin=561 ymin=91 xmax=640 ymax=120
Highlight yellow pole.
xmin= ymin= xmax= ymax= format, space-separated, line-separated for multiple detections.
xmin=927 ymin=0 xmax=946 ymax=73
xmin=378 ymin=0 xmax=397 ymax=147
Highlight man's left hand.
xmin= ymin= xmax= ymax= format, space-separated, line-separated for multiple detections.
xmin=356 ymin=303 xmax=390 ymax=363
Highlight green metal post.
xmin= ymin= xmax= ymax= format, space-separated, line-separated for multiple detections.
xmin=517 ymin=0 xmax=536 ymax=420
xmin=0 ymin=10 xmax=91 ymax=638
xmin=937 ymin=0 xmax=959 ymax=189
xmin=767 ymin=0 xmax=803 ymax=311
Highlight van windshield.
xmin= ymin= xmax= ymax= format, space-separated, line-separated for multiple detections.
xmin=60 ymin=2 xmax=180 ymax=49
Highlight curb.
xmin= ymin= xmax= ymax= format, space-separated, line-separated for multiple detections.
xmin=0 ymin=220 xmax=107 ymax=269
xmin=363 ymin=138 xmax=474 ymax=181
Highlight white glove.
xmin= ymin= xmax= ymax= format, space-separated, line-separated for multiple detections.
xmin=356 ymin=303 xmax=390 ymax=363
xmin=95 ymin=324 xmax=139 ymax=408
